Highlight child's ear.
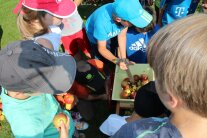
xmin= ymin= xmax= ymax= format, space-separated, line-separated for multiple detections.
xmin=166 ymin=91 xmax=181 ymax=108
xmin=114 ymin=17 xmax=122 ymax=23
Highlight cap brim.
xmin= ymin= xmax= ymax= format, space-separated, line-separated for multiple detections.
xmin=23 ymin=0 xmax=77 ymax=18
xmin=37 ymin=53 xmax=76 ymax=94
xmin=130 ymin=10 xmax=153 ymax=28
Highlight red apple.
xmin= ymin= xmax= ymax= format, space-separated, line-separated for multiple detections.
xmin=0 ymin=103 xmax=2 ymax=110
xmin=130 ymin=91 xmax=136 ymax=99
xmin=63 ymin=93 xmax=74 ymax=104
xmin=53 ymin=113 xmax=68 ymax=128
xmin=133 ymin=74 xmax=140 ymax=82
xmin=140 ymin=74 xmax=148 ymax=81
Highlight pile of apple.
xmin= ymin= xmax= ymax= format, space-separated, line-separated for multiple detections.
xmin=0 ymin=97 xmax=4 ymax=121
xmin=120 ymin=74 xmax=149 ymax=99
xmin=54 ymin=93 xmax=75 ymax=110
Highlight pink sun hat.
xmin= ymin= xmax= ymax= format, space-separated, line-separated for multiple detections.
xmin=13 ymin=0 xmax=77 ymax=18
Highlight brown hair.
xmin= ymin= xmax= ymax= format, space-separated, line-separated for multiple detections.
xmin=147 ymin=14 xmax=207 ymax=117
xmin=16 ymin=6 xmax=48 ymax=39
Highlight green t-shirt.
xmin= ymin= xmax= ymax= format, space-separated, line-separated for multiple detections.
xmin=1 ymin=88 xmax=75 ymax=138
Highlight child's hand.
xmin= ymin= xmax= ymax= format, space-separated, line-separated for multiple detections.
xmin=58 ymin=116 xmax=70 ymax=138
xmin=147 ymin=0 xmax=154 ymax=6
xmin=119 ymin=62 xmax=128 ymax=70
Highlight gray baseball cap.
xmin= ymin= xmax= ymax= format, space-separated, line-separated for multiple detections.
xmin=0 ymin=40 xmax=76 ymax=94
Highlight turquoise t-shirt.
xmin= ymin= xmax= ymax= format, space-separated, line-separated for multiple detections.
xmin=85 ymin=3 xmax=124 ymax=44
xmin=1 ymin=88 xmax=75 ymax=138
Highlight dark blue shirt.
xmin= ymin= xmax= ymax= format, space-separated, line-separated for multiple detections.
xmin=111 ymin=117 xmax=182 ymax=138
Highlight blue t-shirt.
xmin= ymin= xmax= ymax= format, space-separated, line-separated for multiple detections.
xmin=1 ymin=88 xmax=75 ymax=138
xmin=126 ymin=25 xmax=160 ymax=63
xmin=160 ymin=0 xmax=200 ymax=26
xmin=111 ymin=117 xmax=182 ymax=138
xmin=85 ymin=3 xmax=124 ymax=44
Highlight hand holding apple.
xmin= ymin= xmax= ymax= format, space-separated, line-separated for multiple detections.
xmin=53 ymin=113 xmax=69 ymax=129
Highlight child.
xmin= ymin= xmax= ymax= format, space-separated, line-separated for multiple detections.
xmin=85 ymin=0 xmax=153 ymax=71
xmin=0 ymin=40 xmax=76 ymax=138
xmin=61 ymin=0 xmax=92 ymax=59
xmin=13 ymin=0 xmax=76 ymax=51
xmin=126 ymin=6 xmax=160 ymax=63
xmin=158 ymin=0 xmax=200 ymax=26
xmin=70 ymin=59 xmax=108 ymax=121
xmin=99 ymin=81 xmax=166 ymax=136
xmin=112 ymin=13 xmax=207 ymax=138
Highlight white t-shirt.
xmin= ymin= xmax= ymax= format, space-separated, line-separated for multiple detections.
xmin=34 ymin=26 xmax=62 ymax=51
xmin=99 ymin=114 xmax=129 ymax=136
xmin=61 ymin=10 xmax=84 ymax=36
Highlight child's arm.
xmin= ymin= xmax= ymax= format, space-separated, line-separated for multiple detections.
xmin=158 ymin=0 xmax=167 ymax=26
xmin=117 ymin=27 xmax=128 ymax=70
xmin=73 ymin=0 xmax=83 ymax=6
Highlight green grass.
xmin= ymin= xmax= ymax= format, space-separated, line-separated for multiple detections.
xmin=0 ymin=118 xmax=13 ymax=138
xmin=0 ymin=0 xmax=21 ymax=48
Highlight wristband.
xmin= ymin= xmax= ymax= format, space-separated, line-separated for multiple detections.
xmin=112 ymin=58 xmax=121 ymax=65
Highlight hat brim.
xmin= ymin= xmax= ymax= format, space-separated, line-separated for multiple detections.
xmin=129 ymin=10 xmax=153 ymax=28
xmin=23 ymin=0 xmax=77 ymax=18
xmin=36 ymin=52 xmax=76 ymax=94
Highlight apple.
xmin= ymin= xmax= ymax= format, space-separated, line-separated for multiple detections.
xmin=130 ymin=84 xmax=137 ymax=92
xmin=141 ymin=80 xmax=149 ymax=86
xmin=53 ymin=113 xmax=68 ymax=128
xmin=133 ymin=74 xmax=140 ymax=82
xmin=0 ymin=114 xmax=4 ymax=121
xmin=0 ymin=103 xmax=2 ymax=109
xmin=121 ymin=80 xmax=129 ymax=89
xmin=63 ymin=93 xmax=74 ymax=104
xmin=64 ymin=93 xmax=75 ymax=110
xmin=120 ymin=91 xmax=130 ymax=99
xmin=140 ymin=74 xmax=148 ymax=81
xmin=130 ymin=91 xmax=136 ymax=99
xmin=124 ymin=89 xmax=131 ymax=95
xmin=123 ymin=77 xmax=130 ymax=82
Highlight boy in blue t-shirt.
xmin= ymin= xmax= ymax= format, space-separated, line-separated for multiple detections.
xmin=126 ymin=6 xmax=160 ymax=63
xmin=159 ymin=0 xmax=200 ymax=26
xmin=85 ymin=0 xmax=153 ymax=71
xmin=112 ymin=14 xmax=207 ymax=138
xmin=0 ymin=40 xmax=76 ymax=138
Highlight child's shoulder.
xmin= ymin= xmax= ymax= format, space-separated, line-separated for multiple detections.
xmin=112 ymin=117 xmax=182 ymax=138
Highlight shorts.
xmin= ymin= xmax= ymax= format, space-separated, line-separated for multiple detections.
xmin=61 ymin=28 xmax=91 ymax=56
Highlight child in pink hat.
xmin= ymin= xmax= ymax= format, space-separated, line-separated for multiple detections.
xmin=14 ymin=0 xmax=76 ymax=51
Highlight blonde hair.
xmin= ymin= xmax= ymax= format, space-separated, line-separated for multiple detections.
xmin=147 ymin=14 xmax=207 ymax=117
xmin=16 ymin=6 xmax=48 ymax=39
